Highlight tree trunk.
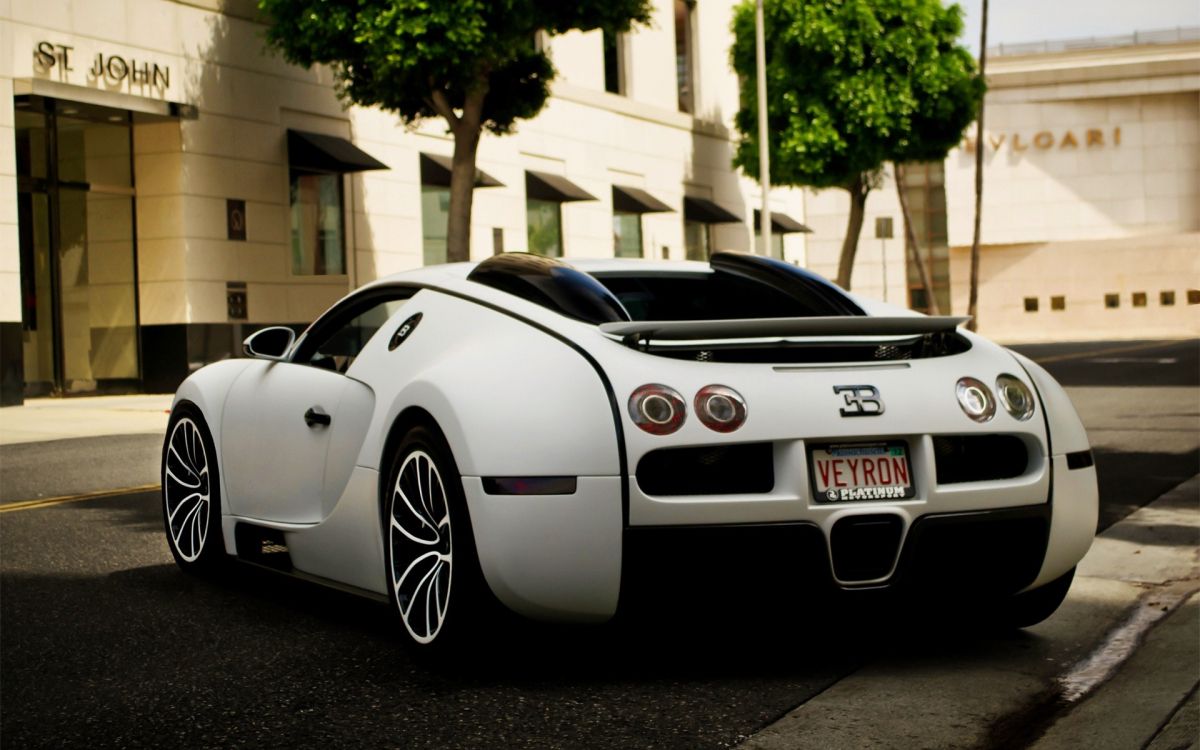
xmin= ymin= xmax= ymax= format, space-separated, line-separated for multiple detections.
xmin=835 ymin=173 xmax=869 ymax=290
xmin=967 ymin=0 xmax=989 ymax=331
xmin=894 ymin=163 xmax=940 ymax=315
xmin=431 ymin=85 xmax=488 ymax=264
xmin=445 ymin=126 xmax=481 ymax=263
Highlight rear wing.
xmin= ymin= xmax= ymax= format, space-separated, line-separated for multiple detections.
xmin=599 ymin=316 xmax=971 ymax=347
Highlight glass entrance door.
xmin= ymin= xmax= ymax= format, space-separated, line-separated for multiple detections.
xmin=15 ymin=96 xmax=139 ymax=395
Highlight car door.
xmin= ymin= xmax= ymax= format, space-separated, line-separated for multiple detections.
xmin=221 ymin=291 xmax=410 ymax=524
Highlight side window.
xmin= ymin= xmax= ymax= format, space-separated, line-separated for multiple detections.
xmin=297 ymin=296 xmax=409 ymax=373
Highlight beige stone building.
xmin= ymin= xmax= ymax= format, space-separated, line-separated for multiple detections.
xmin=1 ymin=0 xmax=812 ymax=403
xmin=2 ymin=2 xmax=1197 ymax=405
xmin=804 ymin=28 xmax=1200 ymax=343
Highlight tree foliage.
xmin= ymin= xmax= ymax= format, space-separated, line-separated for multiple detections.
xmin=730 ymin=0 xmax=983 ymax=289
xmin=259 ymin=0 xmax=653 ymax=261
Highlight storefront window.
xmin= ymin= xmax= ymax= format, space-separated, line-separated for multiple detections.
xmin=527 ymin=198 xmax=562 ymax=257
xmin=613 ymin=212 xmax=641 ymax=258
xmin=290 ymin=172 xmax=344 ymax=275
xmin=421 ymin=185 xmax=450 ymax=265
xmin=16 ymin=97 xmax=138 ymax=396
xmin=684 ymin=219 xmax=709 ymax=260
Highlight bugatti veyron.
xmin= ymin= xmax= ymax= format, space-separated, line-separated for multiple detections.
xmin=161 ymin=251 xmax=1098 ymax=649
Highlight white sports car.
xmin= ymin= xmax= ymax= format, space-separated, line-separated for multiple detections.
xmin=162 ymin=252 xmax=1098 ymax=649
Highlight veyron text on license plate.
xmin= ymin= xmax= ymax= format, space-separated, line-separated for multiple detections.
xmin=810 ymin=442 xmax=915 ymax=503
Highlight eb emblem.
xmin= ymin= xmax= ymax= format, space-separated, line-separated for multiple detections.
xmin=833 ymin=385 xmax=884 ymax=417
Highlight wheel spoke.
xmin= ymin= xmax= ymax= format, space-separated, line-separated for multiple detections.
xmin=397 ymin=551 xmax=440 ymax=618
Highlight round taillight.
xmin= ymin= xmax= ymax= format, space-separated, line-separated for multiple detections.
xmin=956 ymin=377 xmax=996 ymax=422
xmin=996 ymin=374 xmax=1036 ymax=421
xmin=628 ymin=384 xmax=686 ymax=435
xmin=694 ymin=385 xmax=747 ymax=432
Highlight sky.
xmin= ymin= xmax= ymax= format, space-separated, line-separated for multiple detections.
xmin=953 ymin=0 xmax=1200 ymax=53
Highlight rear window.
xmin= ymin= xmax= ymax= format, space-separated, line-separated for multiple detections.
xmin=595 ymin=272 xmax=844 ymax=321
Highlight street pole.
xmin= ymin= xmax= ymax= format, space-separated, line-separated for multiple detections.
xmin=755 ymin=0 xmax=771 ymax=257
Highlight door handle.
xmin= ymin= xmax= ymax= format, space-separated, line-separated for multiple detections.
xmin=304 ymin=407 xmax=332 ymax=428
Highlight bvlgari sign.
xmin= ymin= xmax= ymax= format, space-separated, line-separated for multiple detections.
xmin=963 ymin=127 xmax=1122 ymax=154
xmin=33 ymin=40 xmax=172 ymax=96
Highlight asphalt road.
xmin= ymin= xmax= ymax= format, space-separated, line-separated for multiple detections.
xmin=1 ymin=338 xmax=1196 ymax=749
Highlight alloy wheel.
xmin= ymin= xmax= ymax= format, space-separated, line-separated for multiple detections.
xmin=389 ymin=449 xmax=453 ymax=644
xmin=163 ymin=417 xmax=212 ymax=562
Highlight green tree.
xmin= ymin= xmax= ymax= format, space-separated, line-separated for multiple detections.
xmin=731 ymin=0 xmax=983 ymax=292
xmin=258 ymin=0 xmax=653 ymax=263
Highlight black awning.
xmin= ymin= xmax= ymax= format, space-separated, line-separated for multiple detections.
xmin=612 ymin=185 xmax=674 ymax=214
xmin=754 ymin=209 xmax=812 ymax=234
xmin=287 ymin=129 xmax=388 ymax=173
xmin=683 ymin=196 xmax=742 ymax=224
xmin=420 ymin=153 xmax=505 ymax=188
xmin=526 ymin=171 xmax=597 ymax=202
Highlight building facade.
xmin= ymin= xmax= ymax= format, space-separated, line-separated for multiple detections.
xmin=804 ymin=28 xmax=1200 ymax=342
xmin=1 ymin=0 xmax=813 ymax=404
xmin=3 ymin=4 xmax=1197 ymax=406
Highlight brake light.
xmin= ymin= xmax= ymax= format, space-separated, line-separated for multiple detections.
xmin=695 ymin=385 xmax=747 ymax=432
xmin=628 ymin=384 xmax=686 ymax=435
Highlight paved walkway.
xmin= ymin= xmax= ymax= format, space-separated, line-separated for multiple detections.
xmin=739 ymin=475 xmax=1200 ymax=750
xmin=0 ymin=394 xmax=173 ymax=445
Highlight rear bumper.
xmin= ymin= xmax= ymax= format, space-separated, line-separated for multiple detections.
xmin=464 ymin=443 xmax=1097 ymax=622
xmin=621 ymin=504 xmax=1053 ymax=612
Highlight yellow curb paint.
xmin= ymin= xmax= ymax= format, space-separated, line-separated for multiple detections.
xmin=0 ymin=484 xmax=161 ymax=513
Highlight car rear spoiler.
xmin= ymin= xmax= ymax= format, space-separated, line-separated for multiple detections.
xmin=599 ymin=316 xmax=971 ymax=347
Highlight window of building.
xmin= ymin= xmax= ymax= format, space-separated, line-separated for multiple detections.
xmin=1105 ymin=293 xmax=1120 ymax=309
xmin=290 ymin=172 xmax=344 ymax=275
xmin=1161 ymin=290 xmax=1175 ymax=306
xmin=1024 ymin=297 xmax=1039 ymax=312
xmin=603 ymin=31 xmax=626 ymax=95
xmin=1051 ymin=295 xmax=1065 ymax=311
xmin=674 ymin=0 xmax=696 ymax=113
xmin=754 ymin=232 xmax=784 ymax=259
xmin=1132 ymin=291 xmax=1147 ymax=307
xmin=527 ymin=199 xmax=563 ymax=257
xmin=1190 ymin=290 xmax=1200 ymax=305
xmin=755 ymin=210 xmax=811 ymax=260
xmin=419 ymin=152 xmax=504 ymax=264
xmin=682 ymin=196 xmax=740 ymax=261
xmin=612 ymin=185 xmax=673 ymax=259
xmin=684 ymin=221 xmax=709 ymax=260
xmin=614 ymin=212 xmax=641 ymax=257
xmin=900 ymin=163 xmax=950 ymax=315
xmin=525 ymin=171 xmax=597 ymax=257
xmin=286 ymin=129 xmax=387 ymax=275
xmin=421 ymin=185 xmax=450 ymax=265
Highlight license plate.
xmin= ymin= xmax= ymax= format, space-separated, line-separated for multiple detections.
xmin=810 ymin=442 xmax=915 ymax=503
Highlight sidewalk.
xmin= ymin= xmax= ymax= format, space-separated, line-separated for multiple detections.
xmin=739 ymin=475 xmax=1200 ymax=749
xmin=0 ymin=394 xmax=173 ymax=445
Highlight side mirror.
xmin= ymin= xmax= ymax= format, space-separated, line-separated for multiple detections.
xmin=243 ymin=327 xmax=295 ymax=361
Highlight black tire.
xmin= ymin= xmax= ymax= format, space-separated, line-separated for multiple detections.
xmin=383 ymin=425 xmax=488 ymax=654
xmin=1000 ymin=567 xmax=1076 ymax=628
xmin=161 ymin=403 xmax=227 ymax=573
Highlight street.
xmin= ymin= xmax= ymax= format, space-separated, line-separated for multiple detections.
xmin=1 ymin=339 xmax=1196 ymax=749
